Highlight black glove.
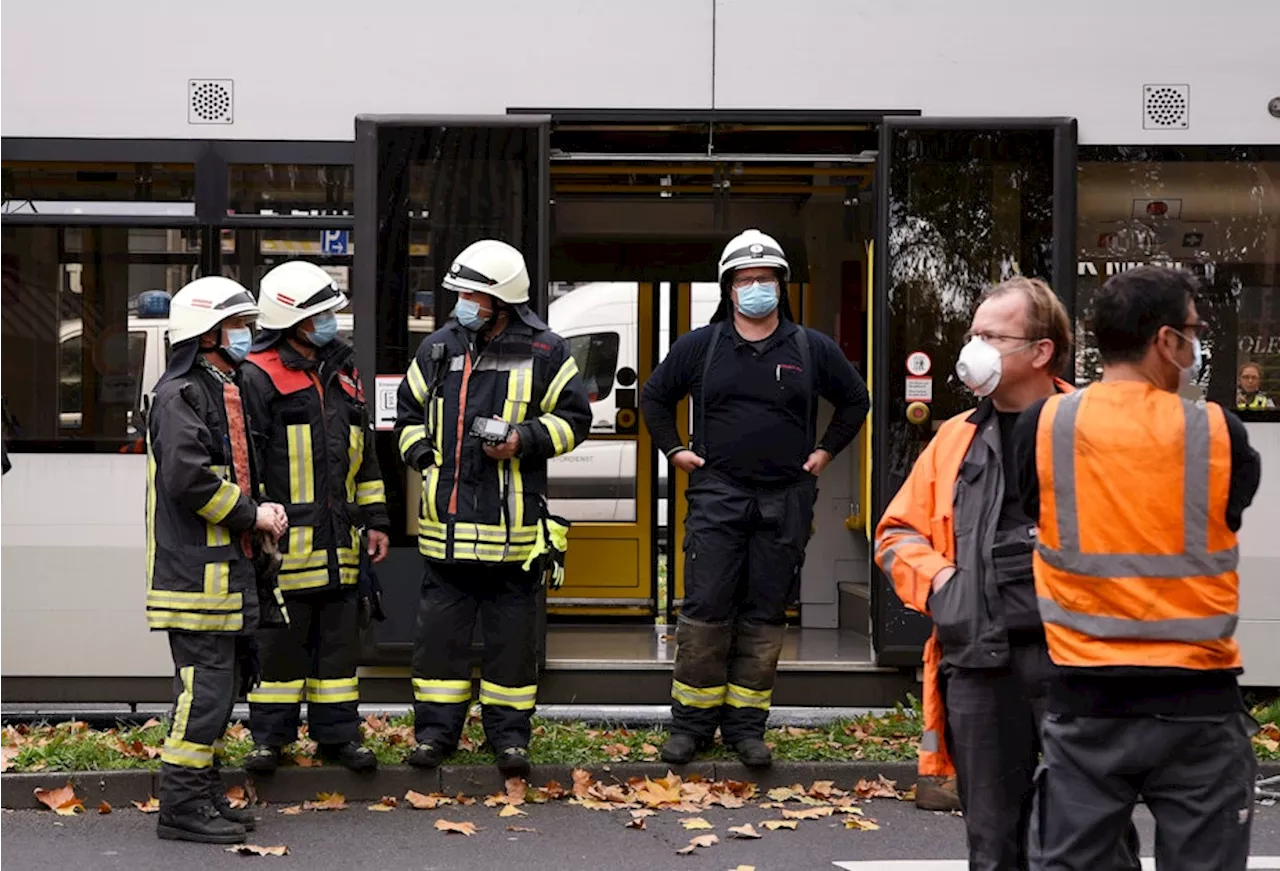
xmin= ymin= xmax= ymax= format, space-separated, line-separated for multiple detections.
xmin=253 ymin=531 xmax=289 ymax=628
xmin=357 ymin=544 xmax=387 ymax=630
xmin=235 ymin=635 xmax=262 ymax=697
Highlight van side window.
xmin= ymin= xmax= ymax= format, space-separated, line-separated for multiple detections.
xmin=567 ymin=332 xmax=620 ymax=403
xmin=59 ymin=332 xmax=148 ymax=424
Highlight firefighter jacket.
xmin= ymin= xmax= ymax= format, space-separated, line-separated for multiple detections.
xmin=242 ymin=340 xmax=390 ymax=596
xmin=1032 ymin=383 xmax=1241 ymax=671
xmin=146 ymin=363 xmax=262 ymax=634
xmin=395 ymin=316 xmax=591 ymax=564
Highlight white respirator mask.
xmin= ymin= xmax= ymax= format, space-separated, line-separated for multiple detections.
xmin=955 ymin=337 xmax=1004 ymax=398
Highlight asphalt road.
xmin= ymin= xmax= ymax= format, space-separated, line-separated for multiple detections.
xmin=4 ymin=798 xmax=1280 ymax=871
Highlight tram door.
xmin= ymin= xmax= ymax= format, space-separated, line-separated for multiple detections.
xmin=869 ymin=117 xmax=1078 ymax=666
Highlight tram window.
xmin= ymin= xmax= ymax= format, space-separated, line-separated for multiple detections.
xmin=568 ymin=332 xmax=621 ymax=403
xmin=1 ymin=224 xmax=199 ymax=450
xmin=228 ymin=164 xmax=353 ymax=217
xmin=2 ymin=161 xmax=196 ymax=212
xmin=1075 ymin=147 xmax=1280 ymax=415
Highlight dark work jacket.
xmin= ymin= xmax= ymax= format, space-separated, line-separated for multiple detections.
xmin=242 ymin=340 xmax=389 ymax=597
xmin=395 ymin=316 xmax=591 ymax=564
xmin=146 ymin=363 xmax=260 ymax=635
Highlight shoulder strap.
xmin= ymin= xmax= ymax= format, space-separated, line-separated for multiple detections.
xmin=696 ymin=324 xmax=724 ymax=455
xmin=246 ymin=349 xmax=313 ymax=395
xmin=794 ymin=326 xmax=815 ymax=449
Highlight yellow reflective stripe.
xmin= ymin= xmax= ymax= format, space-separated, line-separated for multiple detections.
xmin=345 ymin=425 xmax=363 ymax=502
xmin=399 ymin=424 xmax=427 ymax=457
xmin=406 ymin=359 xmax=429 ymax=404
xmin=423 ymin=466 xmax=441 ymax=523
xmin=539 ymin=413 xmax=576 ymax=455
xmin=478 ymin=680 xmax=537 ymax=710
xmin=204 ymin=522 xmax=231 ymax=596
xmin=146 ymin=610 xmax=244 ymax=632
xmin=161 ymin=737 xmax=214 ymax=769
xmin=339 ymin=566 xmax=360 ymax=586
xmin=540 ymin=356 xmax=579 ymax=413
xmin=433 ymin=398 xmax=444 ymax=459
xmin=725 ymin=683 xmax=773 ymax=710
xmin=419 ymin=520 xmax=538 ymax=545
xmin=356 ymin=480 xmax=386 ymax=505
xmin=671 ymin=680 xmax=726 ymax=709
xmin=277 ymin=568 xmax=330 ymax=593
xmin=306 ymin=677 xmax=360 ymax=704
xmin=247 ymin=680 xmax=306 ymax=704
xmin=287 ymin=424 xmax=315 ymax=503
xmin=281 ymin=548 xmax=327 ymax=571
xmin=196 ymin=480 xmax=241 ymax=525
xmin=172 ymin=666 xmax=195 ymax=741
xmin=146 ymin=589 xmax=242 ymax=612
xmin=413 ymin=679 xmax=473 ymax=704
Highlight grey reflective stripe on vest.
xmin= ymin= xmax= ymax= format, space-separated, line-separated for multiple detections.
xmin=1039 ymin=390 xmax=1239 ymax=579
xmin=449 ymin=355 xmax=534 ymax=373
xmin=920 ymin=729 xmax=940 ymax=753
xmin=1037 ymin=597 xmax=1238 ymax=641
xmin=876 ymin=527 xmax=931 ymax=578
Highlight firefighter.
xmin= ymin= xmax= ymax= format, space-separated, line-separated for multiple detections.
xmin=1018 ymin=266 xmax=1262 ymax=871
xmin=875 ymin=277 xmax=1141 ymax=870
xmin=395 ymin=239 xmax=590 ymax=778
xmin=240 ymin=261 xmax=391 ymax=774
xmin=146 ymin=277 xmax=288 ymax=843
xmin=640 ymin=229 xmax=870 ymax=768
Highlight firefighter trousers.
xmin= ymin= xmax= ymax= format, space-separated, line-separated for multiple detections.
xmin=411 ymin=559 xmax=539 ymax=751
xmin=671 ymin=470 xmax=815 ymax=744
xmin=158 ymin=631 xmax=241 ymax=814
xmin=1029 ymin=710 xmax=1258 ymax=871
xmin=943 ymin=639 xmax=1141 ymax=871
xmin=248 ymin=589 xmax=361 ymax=748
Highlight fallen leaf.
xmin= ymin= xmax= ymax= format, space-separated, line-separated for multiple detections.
xmin=225 ymin=786 xmax=250 ymax=809
xmin=142 ymin=718 xmax=162 ymax=728
xmin=733 ymin=867 xmax=757 ymax=871
xmin=404 ymin=791 xmax=452 ymax=810
xmin=367 ymin=799 xmax=397 ymax=812
xmin=571 ymin=768 xmax=594 ymax=798
xmin=837 ymin=806 xmax=865 ymax=815
xmin=767 ymin=786 xmax=800 ymax=802
xmin=758 ymin=802 xmax=786 ymax=809
xmin=535 ymin=780 xmax=567 ymax=801
xmin=225 ymin=844 xmax=289 ymax=856
xmin=505 ymin=776 xmax=527 ymax=806
xmin=601 ymin=742 xmax=630 ymax=759
xmin=854 ymin=775 xmax=899 ymax=799
xmin=675 ymin=833 xmax=719 ymax=854
xmin=728 ymin=823 xmax=761 ymax=839
xmin=782 ymin=805 xmax=835 ymax=820
xmin=625 ymin=816 xmax=647 ymax=830
xmin=303 ymin=792 xmax=347 ymax=811
xmin=498 ymin=804 xmax=526 ymax=818
xmin=630 ymin=809 xmax=656 ymax=819
xmin=569 ymin=798 xmax=623 ymax=811
xmin=97 ymin=802 xmax=112 ymax=815
xmin=681 ymin=817 xmax=714 ymax=830
xmin=640 ymin=743 xmax=659 ymax=756
xmin=132 ymin=796 xmax=161 ymax=814
xmin=1 ymin=747 xmax=19 ymax=772
xmin=224 ymin=723 xmax=251 ymax=742
xmin=454 ymin=793 xmax=477 ymax=806
xmin=845 ymin=816 xmax=881 ymax=831
xmin=35 ymin=784 xmax=84 ymax=815
xmin=58 ymin=721 xmax=89 ymax=733
xmin=506 ymin=825 xmax=538 ymax=833
xmin=277 ymin=805 xmax=303 ymax=815
xmin=435 ymin=819 xmax=477 ymax=836
xmin=761 ymin=819 xmax=799 ymax=831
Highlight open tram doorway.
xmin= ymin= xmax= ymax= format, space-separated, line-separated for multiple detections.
xmin=352 ymin=112 xmax=1077 ymax=706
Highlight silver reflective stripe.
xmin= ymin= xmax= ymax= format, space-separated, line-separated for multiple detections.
xmin=1038 ymin=596 xmax=1238 ymax=642
xmin=875 ymin=529 xmax=930 ymax=579
xmin=449 ymin=355 xmax=534 ymax=373
xmin=1044 ymin=391 xmax=1237 ymax=578
xmin=920 ymin=729 xmax=939 ymax=753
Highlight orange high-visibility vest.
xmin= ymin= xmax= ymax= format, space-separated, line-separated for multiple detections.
xmin=1033 ymin=382 xmax=1241 ymax=671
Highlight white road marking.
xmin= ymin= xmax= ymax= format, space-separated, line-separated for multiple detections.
xmin=833 ymin=860 xmax=1280 ymax=870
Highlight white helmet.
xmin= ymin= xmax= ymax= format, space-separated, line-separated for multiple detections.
xmin=168 ymin=277 xmax=259 ymax=345
xmin=718 ymin=229 xmax=790 ymax=284
xmin=442 ymin=239 xmax=529 ymax=304
xmin=256 ymin=261 xmax=348 ymax=330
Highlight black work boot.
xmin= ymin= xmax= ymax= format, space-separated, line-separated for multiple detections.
xmin=734 ymin=738 xmax=772 ymax=768
xmin=660 ymin=733 xmax=699 ymax=765
xmin=208 ymin=773 xmax=256 ymax=831
xmin=496 ymin=746 xmax=532 ymax=779
xmin=242 ymin=744 xmax=280 ymax=774
xmin=320 ymin=741 xmax=377 ymax=772
xmin=157 ymin=801 xmax=247 ymax=844
xmin=407 ymin=742 xmax=447 ymax=769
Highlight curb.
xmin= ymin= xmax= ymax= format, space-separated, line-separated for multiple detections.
xmin=2 ymin=761 xmax=919 ymax=808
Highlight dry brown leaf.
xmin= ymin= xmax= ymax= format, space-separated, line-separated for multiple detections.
xmin=225 ymin=786 xmax=250 ymax=809
xmin=854 ymin=775 xmax=899 ymax=799
xmin=728 ymin=823 xmax=762 ymax=839
xmin=632 ymin=777 xmax=682 ymax=807
xmin=498 ymin=804 xmax=526 ymax=818
xmin=1 ymin=747 xmax=19 ymax=772
xmin=625 ymin=816 xmax=647 ymax=830
xmin=571 ymin=768 xmax=594 ymax=798
xmin=293 ymin=755 xmax=320 ymax=768
xmin=277 ymin=805 xmax=303 ymax=815
xmin=837 ymin=806 xmax=865 ymax=816
xmin=141 ymin=717 xmax=161 ymax=728
xmin=782 ymin=805 xmax=835 ymax=820
xmin=404 ymin=791 xmax=452 ymax=810
xmin=454 ymin=793 xmax=477 ymax=806
xmin=680 ymin=817 xmax=714 ymax=830
xmin=758 ymin=802 xmax=786 ymax=809
xmin=132 ymin=796 xmax=161 ymax=814
xmin=845 ymin=816 xmax=881 ymax=831
xmin=535 ymin=780 xmax=567 ymax=801
xmin=97 ymin=802 xmax=112 ymax=815
xmin=225 ymin=844 xmax=289 ymax=856
xmin=640 ymin=743 xmax=659 ymax=756
xmin=506 ymin=825 xmax=538 ymax=833
xmin=35 ymin=784 xmax=84 ymax=815
xmin=303 ymin=792 xmax=347 ymax=811
xmin=505 ymin=776 xmax=527 ymax=806
xmin=224 ymin=723 xmax=251 ymax=742
xmin=675 ymin=833 xmax=719 ymax=854
xmin=761 ymin=819 xmax=799 ymax=831
xmin=367 ymin=799 xmax=397 ymax=812
xmin=767 ymin=786 xmax=800 ymax=802
xmin=435 ymin=819 xmax=477 ymax=836
xmin=733 ymin=867 xmax=758 ymax=871
xmin=630 ymin=809 xmax=656 ymax=819
xmin=601 ymin=742 xmax=630 ymax=759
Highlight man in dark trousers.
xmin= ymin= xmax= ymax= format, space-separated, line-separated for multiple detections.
xmin=641 ymin=229 xmax=870 ymax=768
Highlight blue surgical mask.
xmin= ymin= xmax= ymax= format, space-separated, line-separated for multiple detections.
xmin=735 ymin=282 xmax=780 ymax=319
xmin=455 ymin=298 xmax=488 ymax=331
xmin=222 ymin=327 xmax=252 ymax=363
xmin=1184 ymin=337 xmax=1204 ymax=388
xmin=303 ymin=311 xmax=338 ymax=347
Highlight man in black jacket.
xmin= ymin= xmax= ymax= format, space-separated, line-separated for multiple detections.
xmin=641 ymin=229 xmax=870 ymax=768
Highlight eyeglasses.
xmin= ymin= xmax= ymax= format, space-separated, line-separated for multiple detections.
xmin=731 ymin=277 xmax=779 ymax=290
xmin=964 ymin=331 xmax=1044 ymax=344
xmin=1168 ymin=322 xmax=1210 ymax=337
